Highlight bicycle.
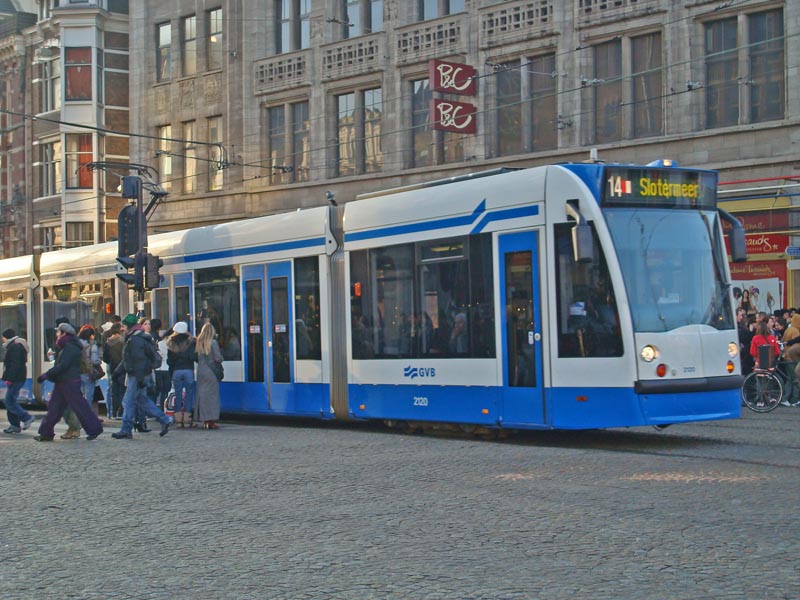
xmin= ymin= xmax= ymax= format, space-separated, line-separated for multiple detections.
xmin=740 ymin=343 xmax=799 ymax=412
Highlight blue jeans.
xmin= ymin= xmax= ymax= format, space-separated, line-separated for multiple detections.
xmin=120 ymin=377 xmax=171 ymax=435
xmin=4 ymin=381 xmax=31 ymax=427
xmin=81 ymin=374 xmax=96 ymax=408
xmin=172 ymin=369 xmax=195 ymax=413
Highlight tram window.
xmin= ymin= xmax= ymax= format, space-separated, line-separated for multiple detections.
xmin=153 ymin=288 xmax=169 ymax=330
xmin=294 ymin=256 xmax=321 ymax=360
xmin=554 ymin=223 xmax=623 ymax=358
xmin=42 ymin=280 xmax=113 ymax=359
xmin=0 ymin=290 xmax=27 ymax=361
xmin=349 ymin=234 xmax=495 ymax=360
xmin=194 ymin=266 xmax=241 ymax=360
xmin=175 ymin=286 xmax=191 ymax=328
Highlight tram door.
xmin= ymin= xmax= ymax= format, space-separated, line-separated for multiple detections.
xmin=498 ymin=231 xmax=545 ymax=426
xmin=242 ymin=262 xmax=294 ymax=411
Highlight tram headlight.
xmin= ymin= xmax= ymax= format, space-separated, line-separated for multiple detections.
xmin=727 ymin=342 xmax=739 ymax=358
xmin=640 ymin=345 xmax=658 ymax=362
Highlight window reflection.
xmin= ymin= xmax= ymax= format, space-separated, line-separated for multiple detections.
xmin=195 ymin=266 xmax=241 ymax=360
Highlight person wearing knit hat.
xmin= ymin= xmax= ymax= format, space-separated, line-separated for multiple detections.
xmin=34 ymin=320 xmax=103 ymax=441
xmin=2 ymin=328 xmax=35 ymax=434
xmin=121 ymin=314 xmax=138 ymax=327
xmin=166 ymin=321 xmax=196 ymax=426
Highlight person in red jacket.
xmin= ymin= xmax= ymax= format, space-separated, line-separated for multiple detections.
xmin=749 ymin=321 xmax=781 ymax=369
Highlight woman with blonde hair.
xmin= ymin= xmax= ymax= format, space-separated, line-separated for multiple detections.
xmin=194 ymin=322 xmax=223 ymax=429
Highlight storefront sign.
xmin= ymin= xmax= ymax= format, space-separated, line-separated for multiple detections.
xmin=431 ymin=99 xmax=476 ymax=133
xmin=429 ymin=59 xmax=477 ymax=96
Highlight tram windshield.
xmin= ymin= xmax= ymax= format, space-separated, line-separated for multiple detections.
xmin=605 ymin=208 xmax=734 ymax=332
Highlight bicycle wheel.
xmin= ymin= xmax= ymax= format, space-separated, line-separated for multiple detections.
xmin=741 ymin=371 xmax=783 ymax=413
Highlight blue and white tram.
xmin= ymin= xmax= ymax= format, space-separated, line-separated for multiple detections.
xmin=0 ymin=159 xmax=745 ymax=430
xmin=342 ymin=161 xmax=744 ymax=429
xmin=0 ymin=255 xmax=38 ymax=406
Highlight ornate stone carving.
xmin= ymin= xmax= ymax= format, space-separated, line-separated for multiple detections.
xmin=155 ymin=88 xmax=169 ymax=113
xmin=180 ymin=80 xmax=195 ymax=108
xmin=204 ymin=74 xmax=221 ymax=104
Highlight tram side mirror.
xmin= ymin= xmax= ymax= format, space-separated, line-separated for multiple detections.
xmin=728 ymin=225 xmax=746 ymax=263
xmin=572 ymin=222 xmax=594 ymax=264
xmin=718 ymin=208 xmax=747 ymax=263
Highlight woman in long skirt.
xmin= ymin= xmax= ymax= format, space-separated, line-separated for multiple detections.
xmin=194 ymin=323 xmax=223 ymax=429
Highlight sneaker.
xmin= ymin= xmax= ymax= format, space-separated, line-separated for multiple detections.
xmin=111 ymin=431 xmax=132 ymax=439
xmin=159 ymin=418 xmax=173 ymax=437
xmin=21 ymin=415 xmax=35 ymax=430
xmin=780 ymin=400 xmax=792 ymax=406
xmin=3 ymin=425 xmax=21 ymax=434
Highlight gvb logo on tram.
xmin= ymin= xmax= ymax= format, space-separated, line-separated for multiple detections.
xmin=403 ymin=366 xmax=437 ymax=380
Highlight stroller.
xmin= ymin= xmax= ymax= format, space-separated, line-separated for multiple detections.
xmin=164 ymin=387 xmax=195 ymax=428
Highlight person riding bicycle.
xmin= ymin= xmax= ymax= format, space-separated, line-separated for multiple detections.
xmin=749 ymin=321 xmax=780 ymax=368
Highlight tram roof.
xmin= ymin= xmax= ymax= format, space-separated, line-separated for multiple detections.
xmin=147 ymin=205 xmax=330 ymax=266
xmin=39 ymin=242 xmax=122 ymax=281
xmin=0 ymin=254 xmax=36 ymax=287
xmin=344 ymin=166 xmax=550 ymax=240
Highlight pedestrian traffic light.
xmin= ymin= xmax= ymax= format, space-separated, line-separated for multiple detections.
xmin=145 ymin=253 xmax=164 ymax=289
xmin=117 ymin=204 xmax=141 ymax=257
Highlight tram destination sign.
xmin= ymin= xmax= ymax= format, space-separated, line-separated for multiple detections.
xmin=602 ymin=167 xmax=717 ymax=210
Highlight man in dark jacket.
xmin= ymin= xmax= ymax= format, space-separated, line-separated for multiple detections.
xmin=112 ymin=314 xmax=173 ymax=439
xmin=34 ymin=322 xmax=103 ymax=441
xmin=2 ymin=328 xmax=35 ymax=433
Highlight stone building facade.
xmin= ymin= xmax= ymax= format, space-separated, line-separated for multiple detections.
xmin=0 ymin=0 xmax=129 ymax=258
xmin=128 ymin=0 xmax=799 ymax=302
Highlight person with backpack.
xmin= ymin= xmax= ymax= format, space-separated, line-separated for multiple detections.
xmin=103 ymin=323 xmax=125 ymax=418
xmin=111 ymin=314 xmax=173 ymax=439
xmin=2 ymin=328 xmax=35 ymax=434
xmin=34 ymin=322 xmax=103 ymax=441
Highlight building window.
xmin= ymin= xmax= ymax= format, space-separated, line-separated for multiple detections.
xmin=335 ymin=88 xmax=383 ymax=177
xmin=264 ymin=101 xmax=309 ymax=184
xmin=631 ymin=33 xmax=663 ymax=138
xmin=418 ymin=0 xmax=464 ymax=20
xmin=65 ymin=47 xmax=92 ymax=101
xmin=497 ymin=62 xmax=521 ymax=156
xmin=705 ymin=18 xmax=738 ymax=128
xmin=410 ymin=78 xmax=463 ymax=168
xmin=37 ymin=59 xmax=61 ymax=113
xmin=207 ymin=8 xmax=224 ymax=71
xmin=208 ymin=116 xmax=223 ymax=191
xmin=157 ymin=22 xmax=171 ymax=82
xmin=411 ymin=79 xmax=433 ymax=168
xmin=267 ymin=106 xmax=286 ymax=185
xmin=157 ymin=125 xmax=172 ymax=192
xmin=277 ymin=0 xmax=311 ymax=53
xmin=749 ymin=9 xmax=784 ymax=123
xmin=183 ymin=121 xmax=197 ymax=193
xmin=37 ymin=140 xmax=62 ymax=197
xmin=39 ymin=226 xmax=57 ymax=252
xmin=292 ymin=102 xmax=310 ymax=182
xmin=342 ymin=0 xmax=383 ymax=37
xmin=65 ymin=134 xmax=92 ymax=189
xmin=594 ymin=40 xmax=622 ymax=144
xmin=65 ymin=222 xmax=94 ymax=248
xmin=183 ymin=15 xmax=197 ymax=76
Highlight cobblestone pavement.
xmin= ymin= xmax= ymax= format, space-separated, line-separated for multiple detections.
xmin=0 ymin=407 xmax=798 ymax=600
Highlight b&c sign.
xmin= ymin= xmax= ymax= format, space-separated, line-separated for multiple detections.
xmin=429 ymin=59 xmax=477 ymax=96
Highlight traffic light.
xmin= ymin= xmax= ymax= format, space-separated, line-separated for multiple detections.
xmin=145 ymin=253 xmax=164 ymax=289
xmin=116 ymin=252 xmax=144 ymax=292
xmin=117 ymin=204 xmax=141 ymax=257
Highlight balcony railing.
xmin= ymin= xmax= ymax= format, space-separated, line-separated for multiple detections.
xmin=480 ymin=1 xmax=554 ymax=49
xmin=396 ymin=14 xmax=466 ymax=65
xmin=321 ymin=33 xmax=384 ymax=81
xmin=254 ymin=50 xmax=309 ymax=94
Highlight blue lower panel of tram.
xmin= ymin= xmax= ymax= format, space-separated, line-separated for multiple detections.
xmin=348 ymin=384 xmax=500 ymax=425
xmin=221 ymin=381 xmax=331 ymax=417
xmin=548 ymin=386 xmax=741 ymax=429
